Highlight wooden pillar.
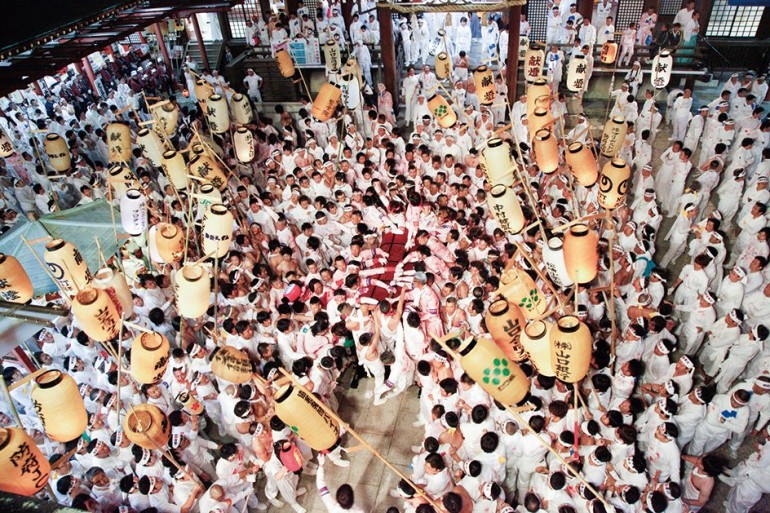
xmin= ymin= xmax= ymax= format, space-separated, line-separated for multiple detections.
xmin=191 ymin=14 xmax=211 ymax=70
xmin=154 ymin=23 xmax=173 ymax=71
xmin=218 ymin=12 xmax=233 ymax=41
xmin=258 ymin=0 xmax=271 ymax=19
xmin=755 ymin=8 xmax=770 ymax=38
xmin=81 ymin=57 xmax=99 ymax=96
xmin=138 ymin=31 xmax=148 ymax=45
xmin=578 ymin=0 xmax=593 ymax=26
xmin=507 ymin=6 xmax=521 ymax=104
xmin=342 ymin=0 xmax=354 ymax=29
xmin=31 ymin=81 xmax=43 ymax=96
xmin=642 ymin=0 xmax=661 ymax=14
xmin=286 ymin=0 xmax=299 ymax=15
xmin=697 ymin=0 xmax=715 ymax=35
xmin=377 ymin=5 xmax=397 ymax=101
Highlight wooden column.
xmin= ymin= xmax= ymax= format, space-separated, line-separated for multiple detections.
xmin=697 ymin=0 xmax=715 ymax=35
xmin=218 ymin=12 xmax=233 ymax=41
xmin=342 ymin=0 xmax=354 ymax=29
xmin=579 ymin=0 xmax=593 ymax=26
xmin=377 ymin=5 xmax=397 ymax=101
xmin=81 ymin=57 xmax=99 ymax=96
xmin=153 ymin=23 xmax=173 ymax=71
xmin=258 ymin=0 xmax=271 ymax=19
xmin=755 ymin=8 xmax=770 ymax=39
xmin=507 ymin=6 xmax=522 ymax=104
xmin=138 ymin=31 xmax=148 ymax=45
xmin=286 ymin=0 xmax=299 ymax=15
xmin=191 ymin=14 xmax=211 ymax=70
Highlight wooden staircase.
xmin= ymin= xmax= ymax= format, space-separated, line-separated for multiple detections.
xmin=186 ymin=41 xmax=225 ymax=71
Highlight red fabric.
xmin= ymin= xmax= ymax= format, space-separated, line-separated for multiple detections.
xmin=363 ymin=230 xmax=410 ymax=302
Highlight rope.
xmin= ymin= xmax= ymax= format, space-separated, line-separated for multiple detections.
xmin=379 ymin=0 xmax=526 ymax=14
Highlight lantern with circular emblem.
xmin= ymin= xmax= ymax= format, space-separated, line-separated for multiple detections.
xmin=563 ymin=223 xmax=599 ymax=284
xmin=550 ymin=315 xmax=592 ymax=383
xmin=44 ymin=239 xmax=92 ymax=297
xmin=497 ymin=268 xmax=546 ymax=320
xmin=597 ymin=158 xmax=631 ymax=210
xmin=31 ymin=370 xmax=87 ymax=442
xmin=0 ymin=254 xmax=33 ymax=304
xmin=123 ymin=404 xmax=171 ymax=450
xmin=485 ymin=300 xmax=527 ymax=362
xmin=428 ymin=94 xmax=457 ymax=129
xmin=0 ymin=428 xmax=51 ymax=496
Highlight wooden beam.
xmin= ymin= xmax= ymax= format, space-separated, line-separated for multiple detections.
xmin=377 ymin=5 xmax=398 ymax=104
xmin=507 ymin=5 xmax=521 ymax=104
xmin=154 ymin=22 xmax=174 ymax=71
xmin=191 ymin=14 xmax=211 ymax=70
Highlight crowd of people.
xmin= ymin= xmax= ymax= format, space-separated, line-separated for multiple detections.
xmin=1 ymin=1 xmax=770 ymax=513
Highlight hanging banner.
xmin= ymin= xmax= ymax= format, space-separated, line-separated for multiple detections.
xmin=289 ymin=37 xmax=321 ymax=66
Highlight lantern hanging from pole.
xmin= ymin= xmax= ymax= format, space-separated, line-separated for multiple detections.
xmin=72 ymin=287 xmax=121 ymax=342
xmin=0 ymin=428 xmax=51 ymax=496
xmin=202 ymin=204 xmax=234 ymax=259
xmin=524 ymin=47 xmax=545 ymax=83
xmin=565 ymin=142 xmax=598 ymax=187
xmin=600 ymin=42 xmax=618 ymax=64
xmin=161 ymin=150 xmax=188 ymax=191
xmin=188 ymin=153 xmax=228 ymax=191
xmin=533 ymin=128 xmax=559 ymax=174
xmin=0 ymin=129 xmax=14 ymax=157
xmin=323 ymin=39 xmax=342 ymax=70
xmin=136 ymin=128 xmax=164 ymax=167
xmin=563 ymin=223 xmax=599 ymax=284
xmin=154 ymin=102 xmax=179 ymax=135
xmin=651 ymin=50 xmax=673 ymax=89
xmin=598 ymin=158 xmax=631 ymax=210
xmin=176 ymin=392 xmax=205 ymax=416
xmin=518 ymin=36 xmax=529 ymax=60
xmin=600 ymin=116 xmax=627 ymax=158
xmin=473 ymin=66 xmax=496 ymax=106
xmin=123 ymin=404 xmax=171 ymax=450
xmin=174 ymin=264 xmax=211 ymax=318
xmin=566 ymin=54 xmax=588 ymax=93
xmin=44 ymin=239 xmax=92 ymax=297
xmin=194 ymin=79 xmax=215 ymax=110
xmin=131 ymin=332 xmax=171 ymax=384
xmin=119 ymin=188 xmax=147 ymax=236
xmin=31 ymin=370 xmax=87 ymax=442
xmin=108 ymin=164 xmax=137 ymax=199
xmin=0 ymin=254 xmax=33 ymax=304
xmin=520 ymin=320 xmax=555 ymax=376
xmin=274 ymin=383 xmax=341 ymax=451
xmin=496 ymin=268 xmax=546 ymax=320
xmin=43 ymin=133 xmax=71 ymax=172
xmin=530 ymin=107 xmax=554 ymax=137
xmin=339 ymin=74 xmax=361 ymax=110
xmin=106 ymin=123 xmax=132 ymax=164
xmin=229 ymin=94 xmax=253 ymax=125
xmin=488 ymin=184 xmax=525 ymax=234
xmin=311 ymin=83 xmax=342 ymax=122
xmin=205 ymin=94 xmax=230 ymax=134
xmin=233 ymin=128 xmax=255 ymax=163
xmin=154 ymin=223 xmax=184 ymax=264
xmin=480 ymin=138 xmax=514 ymax=187
xmin=429 ymin=29 xmax=446 ymax=56
xmin=211 ymin=345 xmax=253 ymax=384
xmin=276 ymin=50 xmax=300 ymax=82
xmin=454 ymin=335 xmax=529 ymax=406
xmin=435 ymin=52 xmax=452 ymax=80
xmin=93 ymin=266 xmax=133 ymax=317
xmin=550 ymin=315 xmax=592 ymax=383
xmin=542 ymin=237 xmax=574 ymax=288
xmin=147 ymin=224 xmax=162 ymax=264
xmin=195 ymin=183 xmax=221 ymax=219
xmin=428 ymin=94 xmax=457 ymax=129
xmin=526 ymin=78 xmax=550 ymax=117
xmin=484 ymin=300 xmax=527 ymax=362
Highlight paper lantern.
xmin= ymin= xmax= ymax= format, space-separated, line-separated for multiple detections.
xmin=44 ymin=239 xmax=92 ymax=297
xmin=311 ymin=83 xmax=342 ymax=122
xmin=136 ymin=128 xmax=164 ymax=167
xmin=188 ymin=153 xmax=228 ymax=191
xmin=566 ymin=54 xmax=588 ymax=92
xmin=340 ymin=74 xmax=361 ymax=110
xmin=428 ymin=94 xmax=457 ymax=129
xmin=600 ymin=116 xmax=627 ymax=158
xmin=205 ymin=94 xmax=229 ymax=134
xmin=435 ymin=52 xmax=452 ymax=80
xmin=485 ymin=300 xmax=527 ymax=362
xmin=565 ymin=142 xmax=598 ymax=187
xmin=211 ymin=345 xmax=253 ymax=384
xmin=229 ymin=94 xmax=253 ymax=125
xmin=651 ymin=50 xmax=673 ymax=89
xmin=550 ymin=315 xmax=591 ymax=383
xmin=43 ymin=133 xmax=70 ymax=172
xmin=106 ymin=123 xmax=131 ymax=164
xmin=161 ymin=150 xmax=188 ymax=191
xmin=0 ymin=254 xmax=33 ymax=303
xmin=497 ymin=268 xmax=546 ymax=320
xmin=0 ymin=428 xmax=50 ymax=496
xmin=481 ymin=138 xmax=514 ymax=186
xmin=323 ymin=39 xmax=342 ymax=70
xmin=454 ymin=335 xmax=529 ymax=406
xmin=524 ymin=48 xmax=545 ymax=83
xmin=274 ymin=384 xmax=341 ymax=451
xmin=533 ymin=129 xmax=559 ymax=174
xmin=276 ymin=50 xmax=297 ymax=80
xmin=527 ymin=78 xmax=551 ymax=116
xmin=232 ymin=128 xmax=255 ymax=163
xmin=108 ymin=164 xmax=138 ymax=199
xmin=474 ymin=66 xmax=496 ymax=106
xmin=154 ymin=102 xmax=179 ymax=135
xmin=202 ymin=204 xmax=234 ymax=259
xmin=119 ymin=188 xmax=147 ymax=236
xmin=31 ymin=370 xmax=87 ymax=442
xmin=72 ymin=287 xmax=121 ymax=342
xmin=518 ymin=36 xmax=529 ymax=60
xmin=123 ymin=404 xmax=171 ymax=450
xmin=542 ymin=237 xmax=574 ymax=288
xmin=488 ymin=184 xmax=525 ymax=234
xmin=429 ymin=29 xmax=446 ymax=56
xmin=176 ymin=392 xmax=204 ymax=416
xmin=174 ymin=264 xmax=211 ymax=318
xmin=597 ymin=158 xmax=631 ymax=210
xmin=155 ymin=223 xmax=184 ymax=263
xmin=93 ymin=266 xmax=133 ymax=317
xmin=530 ymin=107 xmax=554 ymax=137
xmin=194 ymin=79 xmax=215 ymax=110
xmin=521 ymin=320 xmax=555 ymax=376
xmin=131 ymin=332 xmax=171 ymax=384
xmin=600 ymin=42 xmax=618 ymax=64
xmin=564 ymin=223 xmax=599 ymax=284
xmin=195 ymin=183 xmax=221 ymax=218
xmin=0 ymin=130 xmax=14 ymax=157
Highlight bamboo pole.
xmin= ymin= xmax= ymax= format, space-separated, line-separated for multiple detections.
xmin=512 ymin=241 xmax=567 ymax=312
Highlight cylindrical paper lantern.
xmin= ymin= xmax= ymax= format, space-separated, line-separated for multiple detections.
xmin=136 ymin=128 xmax=164 ymax=167
xmin=566 ymin=54 xmax=588 ymax=93
xmin=488 ymin=185 xmax=525 ymax=234
xmin=174 ymin=264 xmax=211 ymax=318
xmin=233 ymin=128 xmax=255 ymax=163
xmin=311 ymin=83 xmax=342 ymax=122
xmin=188 ymin=153 xmax=228 ymax=191
xmin=0 ymin=428 xmax=51 ymax=496
xmin=119 ymin=188 xmax=147 ymax=236
xmin=229 ymin=94 xmax=253 ymax=125
xmin=123 ymin=404 xmax=171 ymax=449
xmin=147 ymin=225 xmax=162 ymax=264
xmin=651 ymin=50 xmax=673 ymax=89
xmin=176 ymin=392 xmax=205 ymax=416
xmin=455 ymin=336 xmax=529 ymax=406
xmin=155 ymin=102 xmax=179 ymax=135
xmin=565 ymin=142 xmax=598 ymax=187
xmin=473 ymin=66 xmax=496 ymax=106
xmin=108 ymin=164 xmax=137 ymax=199
xmin=205 ymin=94 xmax=229 ymax=134
xmin=435 ymin=52 xmax=452 ymax=80
xmin=31 ymin=370 xmax=87 ymax=442
xmin=0 ymin=254 xmax=33 ymax=303
xmin=196 ymin=183 xmax=221 ymax=218
xmin=276 ymin=49 xmax=296 ymax=79
xmin=497 ymin=268 xmax=546 ymax=320
xmin=0 ymin=130 xmax=14 ymax=157
xmin=530 ymin=107 xmax=554 ymax=137
xmin=524 ymin=48 xmax=545 ymax=83
xmin=93 ymin=266 xmax=133 ymax=317
xmin=161 ymin=150 xmax=188 ymax=191
xmin=600 ymin=116 xmax=627 ymax=158
xmin=211 ymin=345 xmax=253 ymax=384
xmin=339 ymin=74 xmax=361 ymax=110
xmin=485 ymin=300 xmax=527 ymax=362
xmin=542 ymin=237 xmax=574 ymax=288
xmin=481 ymin=138 xmax=514 ymax=186
xmin=533 ymin=129 xmax=558 ymax=174
xmin=106 ymin=123 xmax=132 ymax=164
xmin=194 ymin=79 xmax=215 ymax=110
xmin=563 ymin=223 xmax=599 ymax=284
xmin=428 ymin=94 xmax=457 ymax=129
xmin=72 ymin=287 xmax=121 ymax=342
xmin=202 ymin=204 xmax=233 ymax=259
xmin=131 ymin=332 xmax=171 ymax=384
xmin=44 ymin=239 xmax=92 ymax=297
xmin=274 ymin=384 xmax=341 ymax=451
xmin=550 ymin=315 xmax=591 ymax=383
xmin=43 ymin=133 xmax=70 ymax=172
xmin=600 ymin=42 xmax=618 ymax=64
xmin=323 ymin=39 xmax=342 ymax=70
xmin=597 ymin=158 xmax=631 ymax=210
xmin=521 ymin=320 xmax=555 ymax=376
xmin=526 ymin=78 xmax=550 ymax=116
xmin=155 ymin=223 xmax=184 ymax=263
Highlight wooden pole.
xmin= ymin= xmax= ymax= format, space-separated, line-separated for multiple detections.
xmin=377 ymin=5 xmax=398 ymax=103
xmin=191 ymin=15 xmax=211 ymax=70
xmin=506 ymin=6 xmax=521 ymax=103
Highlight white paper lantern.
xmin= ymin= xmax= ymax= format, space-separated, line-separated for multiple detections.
xmin=566 ymin=54 xmax=588 ymax=93
xmin=651 ymin=50 xmax=673 ymax=89
xmin=323 ymin=39 xmax=342 ymax=70
xmin=340 ymin=74 xmax=361 ymax=110
xmin=481 ymin=138 xmax=514 ymax=186
xmin=161 ymin=150 xmax=188 ymax=191
xmin=488 ymin=185 xmax=525 ymax=234
xmin=136 ymin=128 xmax=164 ymax=167
xmin=524 ymin=48 xmax=545 ymax=83
xmin=233 ymin=128 xmax=255 ymax=163
xmin=206 ymin=94 xmax=230 ymax=134
xmin=120 ymin=189 xmax=147 ymax=236
xmin=202 ymin=204 xmax=234 ymax=259
xmin=229 ymin=94 xmax=253 ymax=125
xmin=0 ymin=130 xmax=14 ymax=157
xmin=108 ymin=164 xmax=138 ymax=199
xmin=542 ymin=237 xmax=574 ymax=288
